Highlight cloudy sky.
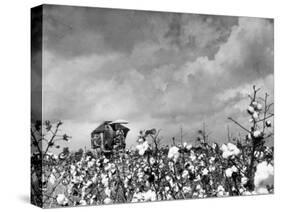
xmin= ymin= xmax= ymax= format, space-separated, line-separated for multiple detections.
xmin=41 ymin=5 xmax=274 ymax=150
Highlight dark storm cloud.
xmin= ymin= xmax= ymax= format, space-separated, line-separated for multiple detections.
xmin=43 ymin=5 xmax=237 ymax=61
xmin=44 ymin=5 xmax=165 ymax=57
xmin=164 ymin=13 xmax=238 ymax=60
xmin=42 ymin=5 xmax=274 ymax=148
xmin=148 ymin=17 xmax=273 ymax=124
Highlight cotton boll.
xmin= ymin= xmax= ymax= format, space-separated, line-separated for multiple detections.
xmin=168 ymin=146 xmax=180 ymax=161
xmin=49 ymin=173 xmax=56 ymax=185
xmin=228 ymin=143 xmax=237 ymax=151
xmin=105 ymin=163 xmax=113 ymax=171
xmin=196 ymin=184 xmax=202 ymax=190
xmin=216 ymin=185 xmax=225 ymax=197
xmin=149 ymin=157 xmax=156 ymax=165
xmin=254 ymin=161 xmax=274 ymax=193
xmin=209 ymin=157 xmax=215 ymax=164
xmin=222 ymin=151 xmax=230 ymax=159
xmin=252 ymin=101 xmax=258 ymax=107
xmin=194 ymin=175 xmax=201 ymax=182
xmin=212 ymin=143 xmax=218 ymax=150
xmin=253 ymin=131 xmax=262 ymax=138
xmin=188 ymin=164 xmax=195 ymax=172
xmin=248 ymin=133 xmax=252 ymax=140
xmin=190 ymin=152 xmax=196 ymax=161
xmin=221 ymin=145 xmax=232 ymax=158
xmin=217 ymin=185 xmax=224 ymax=192
xmin=103 ymin=158 xmax=109 ymax=164
xmin=136 ymin=141 xmax=149 ymax=156
xmin=56 ymin=194 xmax=68 ymax=206
xmin=79 ymin=199 xmax=87 ymax=206
xmin=168 ymin=161 xmax=174 ymax=170
xmin=138 ymin=137 xmax=144 ymax=143
xmin=165 ymin=175 xmax=172 ymax=182
xmin=221 ymin=144 xmax=227 ymax=151
xmin=186 ymin=144 xmax=192 ymax=150
xmin=231 ymin=165 xmax=238 ymax=173
xmin=183 ymin=186 xmax=191 ymax=194
xmin=217 ymin=191 xmax=224 ymax=197
xmin=209 ymin=165 xmax=216 ymax=172
xmin=182 ymin=169 xmax=189 ymax=178
xmin=221 ymin=143 xmax=240 ymax=159
xmin=101 ymin=174 xmax=109 ymax=187
xmin=53 ymin=154 xmax=58 ymax=160
xmin=247 ymin=106 xmax=255 ymax=114
xmin=202 ymin=168 xmax=209 ymax=176
xmin=104 ymin=197 xmax=112 ymax=204
xmin=105 ymin=187 xmax=111 ymax=197
xmin=199 ymin=160 xmax=205 ymax=166
xmin=183 ymin=142 xmax=192 ymax=150
xmin=252 ymin=112 xmax=259 ymax=120
xmin=241 ymin=177 xmax=248 ymax=185
xmin=165 ymin=186 xmax=170 ymax=192
xmin=256 ymin=103 xmax=262 ymax=111
xmin=131 ymin=193 xmax=142 ymax=202
xmin=87 ymin=160 xmax=95 ymax=168
xmin=144 ymin=190 xmax=156 ymax=201
xmin=91 ymin=175 xmax=97 ymax=184
xmin=225 ymin=168 xmax=233 ymax=178
xmin=192 ymin=192 xmax=199 ymax=197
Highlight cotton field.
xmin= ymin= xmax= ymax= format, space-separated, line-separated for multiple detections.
xmin=31 ymin=86 xmax=274 ymax=208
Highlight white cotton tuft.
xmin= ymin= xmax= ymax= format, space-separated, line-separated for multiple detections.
xmin=168 ymin=146 xmax=180 ymax=161
xmin=221 ymin=143 xmax=240 ymax=159
xmin=136 ymin=141 xmax=149 ymax=156
xmin=56 ymin=194 xmax=68 ymax=206
xmin=254 ymin=161 xmax=274 ymax=193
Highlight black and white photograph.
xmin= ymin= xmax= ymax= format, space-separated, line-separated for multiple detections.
xmin=31 ymin=4 xmax=274 ymax=208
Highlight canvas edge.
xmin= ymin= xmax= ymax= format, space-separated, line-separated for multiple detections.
xmin=31 ymin=4 xmax=44 ymax=208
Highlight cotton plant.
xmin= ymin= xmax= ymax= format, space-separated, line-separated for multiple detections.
xmin=42 ymin=139 xmax=273 ymax=207
xmin=31 ymin=120 xmax=72 ymax=206
xmin=36 ymin=86 xmax=274 ymax=208
xmin=31 ymin=120 xmax=71 ymax=160
xmin=228 ymin=85 xmax=274 ymax=192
